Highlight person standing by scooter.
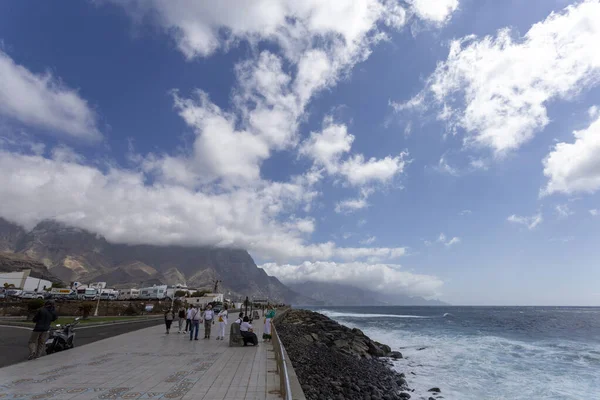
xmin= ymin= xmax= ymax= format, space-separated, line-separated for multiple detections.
xmin=28 ymin=300 xmax=57 ymax=360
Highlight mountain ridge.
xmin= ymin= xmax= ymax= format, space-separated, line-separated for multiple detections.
xmin=0 ymin=218 xmax=312 ymax=304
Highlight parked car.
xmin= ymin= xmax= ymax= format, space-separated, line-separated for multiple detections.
xmin=6 ymin=289 xmax=22 ymax=298
xmin=20 ymin=291 xmax=45 ymax=299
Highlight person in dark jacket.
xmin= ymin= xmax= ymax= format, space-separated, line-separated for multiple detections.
xmin=28 ymin=300 xmax=58 ymax=360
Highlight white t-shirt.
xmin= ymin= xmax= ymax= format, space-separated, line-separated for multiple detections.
xmin=186 ymin=308 xmax=194 ymax=319
xmin=203 ymin=309 xmax=214 ymax=320
xmin=240 ymin=321 xmax=252 ymax=332
xmin=217 ymin=310 xmax=228 ymax=324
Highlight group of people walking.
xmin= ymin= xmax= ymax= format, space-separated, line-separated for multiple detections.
xmin=164 ymin=304 xmax=228 ymax=340
xmin=164 ymin=304 xmax=276 ymax=346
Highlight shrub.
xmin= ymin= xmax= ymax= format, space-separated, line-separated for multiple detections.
xmin=79 ymin=303 xmax=94 ymax=319
xmin=123 ymin=303 xmax=139 ymax=316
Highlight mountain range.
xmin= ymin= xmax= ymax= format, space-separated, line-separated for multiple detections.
xmin=0 ymin=218 xmax=446 ymax=306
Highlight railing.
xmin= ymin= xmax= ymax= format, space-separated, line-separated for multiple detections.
xmin=271 ymin=322 xmax=293 ymax=400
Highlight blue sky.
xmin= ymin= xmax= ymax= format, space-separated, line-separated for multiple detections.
xmin=1 ymin=1 xmax=599 ymax=305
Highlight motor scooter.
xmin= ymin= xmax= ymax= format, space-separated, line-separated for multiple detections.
xmin=46 ymin=317 xmax=80 ymax=354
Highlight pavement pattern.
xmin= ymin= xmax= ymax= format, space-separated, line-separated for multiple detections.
xmin=0 ymin=320 xmax=281 ymax=400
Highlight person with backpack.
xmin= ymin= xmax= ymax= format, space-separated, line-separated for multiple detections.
xmin=177 ymin=308 xmax=186 ymax=333
xmin=189 ymin=305 xmax=201 ymax=341
xmin=216 ymin=304 xmax=228 ymax=340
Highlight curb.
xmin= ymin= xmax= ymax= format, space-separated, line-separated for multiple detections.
xmin=0 ymin=317 xmax=163 ymax=330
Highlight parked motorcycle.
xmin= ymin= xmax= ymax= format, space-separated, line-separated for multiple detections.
xmin=46 ymin=317 xmax=80 ymax=354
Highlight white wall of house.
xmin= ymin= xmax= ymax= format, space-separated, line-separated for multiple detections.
xmin=0 ymin=271 xmax=51 ymax=291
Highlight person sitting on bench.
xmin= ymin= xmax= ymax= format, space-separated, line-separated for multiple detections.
xmin=240 ymin=316 xmax=259 ymax=346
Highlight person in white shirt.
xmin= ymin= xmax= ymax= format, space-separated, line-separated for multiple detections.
xmin=216 ymin=305 xmax=228 ymax=340
xmin=188 ymin=305 xmax=201 ymax=341
xmin=202 ymin=304 xmax=215 ymax=339
xmin=234 ymin=312 xmax=244 ymax=324
xmin=240 ymin=316 xmax=258 ymax=346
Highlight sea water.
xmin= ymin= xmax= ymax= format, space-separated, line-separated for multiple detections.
xmin=310 ymin=306 xmax=600 ymax=400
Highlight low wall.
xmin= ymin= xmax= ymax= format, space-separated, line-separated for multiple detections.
xmin=272 ymin=308 xmax=306 ymax=400
xmin=0 ymin=299 xmax=176 ymax=317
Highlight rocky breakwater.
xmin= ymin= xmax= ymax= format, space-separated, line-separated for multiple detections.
xmin=275 ymin=309 xmax=414 ymax=400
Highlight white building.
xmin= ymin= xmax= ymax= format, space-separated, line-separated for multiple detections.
xmin=89 ymin=282 xmax=107 ymax=289
xmin=184 ymin=293 xmax=224 ymax=307
xmin=0 ymin=270 xmax=52 ymax=292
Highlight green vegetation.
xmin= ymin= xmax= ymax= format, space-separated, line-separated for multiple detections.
xmin=190 ymin=290 xmax=210 ymax=297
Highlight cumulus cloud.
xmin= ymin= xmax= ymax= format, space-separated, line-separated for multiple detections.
xmin=0 ymin=50 xmax=100 ymax=141
xmin=507 ymin=213 xmax=543 ymax=230
xmin=259 ymin=261 xmax=443 ymax=297
xmin=590 ymin=209 xmax=598 ymax=216
xmin=395 ymin=0 xmax=600 ymax=154
xmin=542 ymin=113 xmax=600 ymax=196
xmin=0 ymin=149 xmax=408 ymax=263
xmin=301 ymin=119 xmax=409 ymax=187
xmin=437 ymin=232 xmax=461 ymax=247
xmin=406 ymin=0 xmax=459 ymax=24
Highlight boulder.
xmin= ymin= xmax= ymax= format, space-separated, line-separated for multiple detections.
xmin=428 ymin=388 xmax=441 ymax=393
xmin=388 ymin=351 xmax=403 ymax=359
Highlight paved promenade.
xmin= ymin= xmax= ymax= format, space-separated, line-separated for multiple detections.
xmin=0 ymin=320 xmax=281 ymax=400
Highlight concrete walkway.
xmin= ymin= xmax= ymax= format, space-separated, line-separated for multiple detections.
xmin=0 ymin=319 xmax=281 ymax=400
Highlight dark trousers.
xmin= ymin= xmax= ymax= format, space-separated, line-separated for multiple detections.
xmin=165 ymin=320 xmax=173 ymax=332
xmin=189 ymin=320 xmax=199 ymax=340
xmin=241 ymin=331 xmax=258 ymax=346
xmin=204 ymin=319 xmax=212 ymax=338
xmin=28 ymin=331 xmax=49 ymax=357
xmin=185 ymin=319 xmax=191 ymax=332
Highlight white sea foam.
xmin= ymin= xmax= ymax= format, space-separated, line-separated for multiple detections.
xmin=323 ymin=313 xmax=600 ymax=400
xmin=317 ymin=310 xmax=431 ymax=319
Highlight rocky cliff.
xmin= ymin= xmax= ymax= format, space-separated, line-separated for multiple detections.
xmin=0 ymin=252 xmax=62 ymax=283
xmin=0 ymin=218 xmax=309 ymax=303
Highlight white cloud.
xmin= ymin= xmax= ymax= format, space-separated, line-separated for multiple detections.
xmin=259 ymin=260 xmax=443 ymax=297
xmin=436 ymin=155 xmax=459 ymax=176
xmin=396 ymin=0 xmax=600 ymax=154
xmin=0 ymin=149 xmax=410 ymax=263
xmin=589 ymin=105 xmax=599 ymax=119
xmin=507 ymin=213 xmax=543 ymax=230
xmin=437 ymin=232 xmax=461 ymax=247
xmin=590 ymin=209 xmax=598 ymax=216
xmin=301 ymin=118 xmax=409 ymax=187
xmin=360 ymin=236 xmax=377 ymax=245
xmin=406 ymin=0 xmax=459 ymax=24
xmin=459 ymin=209 xmax=472 ymax=215
xmin=555 ymin=204 xmax=574 ymax=218
xmin=335 ymin=196 xmax=369 ymax=214
xmin=0 ymin=50 xmax=100 ymax=141
xmin=542 ymin=114 xmax=600 ymax=196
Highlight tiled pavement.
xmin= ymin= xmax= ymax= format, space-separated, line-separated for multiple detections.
xmin=0 ymin=320 xmax=281 ymax=400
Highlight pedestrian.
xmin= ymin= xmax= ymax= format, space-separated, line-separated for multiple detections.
xmin=189 ymin=305 xmax=201 ymax=341
xmin=185 ymin=305 xmax=193 ymax=334
xmin=263 ymin=305 xmax=276 ymax=343
xmin=240 ymin=316 xmax=258 ymax=346
xmin=234 ymin=312 xmax=244 ymax=324
xmin=177 ymin=308 xmax=186 ymax=333
xmin=216 ymin=304 xmax=228 ymax=340
xmin=28 ymin=300 xmax=57 ymax=360
xmin=164 ymin=308 xmax=174 ymax=334
xmin=202 ymin=304 xmax=214 ymax=339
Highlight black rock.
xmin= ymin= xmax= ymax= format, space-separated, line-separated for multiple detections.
xmin=428 ymin=388 xmax=441 ymax=393
xmin=399 ymin=393 xmax=411 ymax=399
xmin=388 ymin=351 xmax=403 ymax=359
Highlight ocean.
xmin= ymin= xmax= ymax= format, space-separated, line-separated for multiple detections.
xmin=309 ymin=306 xmax=600 ymax=400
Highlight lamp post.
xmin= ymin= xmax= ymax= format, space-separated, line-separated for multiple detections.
xmin=93 ymin=289 xmax=101 ymax=317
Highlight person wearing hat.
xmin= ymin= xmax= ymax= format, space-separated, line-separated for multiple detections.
xmin=28 ymin=300 xmax=57 ymax=360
